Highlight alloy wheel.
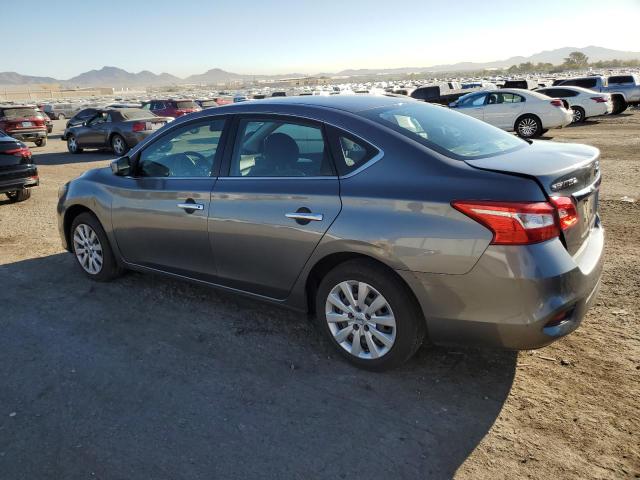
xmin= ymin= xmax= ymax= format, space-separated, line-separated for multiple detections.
xmin=325 ymin=280 xmax=397 ymax=360
xmin=73 ymin=223 xmax=103 ymax=275
xmin=572 ymin=109 xmax=583 ymax=123
xmin=517 ymin=118 xmax=538 ymax=137
xmin=112 ymin=136 xmax=126 ymax=155
xmin=68 ymin=136 xmax=77 ymax=152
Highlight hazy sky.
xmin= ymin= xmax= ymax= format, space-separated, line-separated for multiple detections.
xmin=5 ymin=0 xmax=640 ymax=78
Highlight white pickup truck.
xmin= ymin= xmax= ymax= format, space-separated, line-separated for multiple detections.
xmin=555 ymin=75 xmax=640 ymax=114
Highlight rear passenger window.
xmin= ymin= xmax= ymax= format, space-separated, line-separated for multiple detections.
xmin=230 ymin=119 xmax=333 ymax=177
xmin=333 ymin=133 xmax=378 ymax=176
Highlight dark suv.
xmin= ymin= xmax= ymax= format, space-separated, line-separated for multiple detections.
xmin=0 ymin=130 xmax=38 ymax=202
xmin=0 ymin=105 xmax=48 ymax=146
xmin=141 ymin=99 xmax=201 ymax=118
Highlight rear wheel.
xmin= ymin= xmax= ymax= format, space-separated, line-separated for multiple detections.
xmin=315 ymin=259 xmax=425 ymax=371
xmin=611 ymin=96 xmax=628 ymax=115
xmin=67 ymin=134 xmax=82 ymax=154
xmin=515 ymin=115 xmax=542 ymax=138
xmin=571 ymin=106 xmax=586 ymax=123
xmin=70 ymin=212 xmax=123 ymax=282
xmin=34 ymin=137 xmax=47 ymax=147
xmin=6 ymin=189 xmax=31 ymax=203
xmin=111 ymin=134 xmax=127 ymax=156
xmin=58 ymin=113 xmax=65 ymax=120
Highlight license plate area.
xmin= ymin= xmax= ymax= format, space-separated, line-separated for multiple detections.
xmin=21 ymin=121 xmax=32 ymax=127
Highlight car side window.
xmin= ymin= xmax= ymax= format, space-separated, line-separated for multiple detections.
xmin=137 ymin=119 xmax=225 ymax=178
xmin=501 ymin=93 xmax=524 ymax=103
xmin=459 ymin=94 xmax=487 ymax=107
xmin=88 ymin=113 xmax=107 ymax=125
xmin=333 ymin=133 xmax=378 ymax=176
xmin=230 ymin=119 xmax=333 ymax=177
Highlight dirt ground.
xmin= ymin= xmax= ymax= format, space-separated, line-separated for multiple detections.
xmin=0 ymin=111 xmax=638 ymax=480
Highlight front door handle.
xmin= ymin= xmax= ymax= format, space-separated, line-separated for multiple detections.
xmin=177 ymin=202 xmax=204 ymax=212
xmin=285 ymin=212 xmax=324 ymax=222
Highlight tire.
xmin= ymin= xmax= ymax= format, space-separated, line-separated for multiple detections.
xmin=34 ymin=137 xmax=47 ymax=147
xmin=111 ymin=134 xmax=127 ymax=156
xmin=58 ymin=113 xmax=65 ymax=120
xmin=67 ymin=134 xmax=82 ymax=154
xmin=571 ymin=106 xmax=586 ymax=123
xmin=70 ymin=212 xmax=123 ymax=282
xmin=515 ymin=114 xmax=542 ymax=139
xmin=6 ymin=188 xmax=31 ymax=203
xmin=611 ymin=96 xmax=628 ymax=115
xmin=315 ymin=259 xmax=425 ymax=371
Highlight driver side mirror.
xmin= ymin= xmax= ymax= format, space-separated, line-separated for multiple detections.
xmin=111 ymin=156 xmax=131 ymax=176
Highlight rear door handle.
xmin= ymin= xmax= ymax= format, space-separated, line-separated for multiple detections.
xmin=177 ymin=202 xmax=204 ymax=211
xmin=285 ymin=212 xmax=324 ymax=222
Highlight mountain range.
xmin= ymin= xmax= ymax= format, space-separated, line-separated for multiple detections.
xmin=1 ymin=46 xmax=638 ymax=87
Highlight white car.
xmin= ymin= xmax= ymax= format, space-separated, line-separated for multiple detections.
xmin=536 ymin=86 xmax=613 ymax=123
xmin=450 ymin=88 xmax=573 ymax=138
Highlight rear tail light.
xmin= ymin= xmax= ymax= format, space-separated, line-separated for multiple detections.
xmin=549 ymin=196 xmax=578 ymax=230
xmin=132 ymin=122 xmax=146 ymax=132
xmin=452 ymin=201 xmax=559 ymax=245
xmin=591 ymin=96 xmax=607 ymax=103
xmin=5 ymin=147 xmax=32 ymax=159
xmin=174 ymin=109 xmax=186 ymax=116
xmin=550 ymin=99 xmax=565 ymax=108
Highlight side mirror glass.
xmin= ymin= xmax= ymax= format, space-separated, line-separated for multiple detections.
xmin=111 ymin=156 xmax=131 ymax=176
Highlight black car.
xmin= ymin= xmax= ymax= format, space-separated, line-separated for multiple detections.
xmin=62 ymin=108 xmax=172 ymax=156
xmin=0 ymin=130 xmax=38 ymax=202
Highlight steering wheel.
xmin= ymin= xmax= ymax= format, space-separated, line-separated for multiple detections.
xmin=182 ymin=151 xmax=210 ymax=175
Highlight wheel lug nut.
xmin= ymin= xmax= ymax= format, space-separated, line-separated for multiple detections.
xmin=353 ymin=324 xmax=359 ymax=330
xmin=364 ymin=325 xmax=369 ymax=331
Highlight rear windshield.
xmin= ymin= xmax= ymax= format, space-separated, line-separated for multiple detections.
xmin=175 ymin=100 xmax=198 ymax=109
xmin=1 ymin=108 xmax=39 ymax=118
xmin=361 ymin=102 xmax=526 ymax=160
xmin=120 ymin=109 xmax=156 ymax=120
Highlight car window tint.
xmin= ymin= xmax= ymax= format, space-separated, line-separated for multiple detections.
xmin=230 ymin=119 xmax=332 ymax=177
xmin=335 ymin=134 xmax=377 ymax=176
xmin=138 ymin=119 xmax=225 ymax=177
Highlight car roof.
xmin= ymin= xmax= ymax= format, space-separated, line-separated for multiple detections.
xmin=213 ymin=94 xmax=416 ymax=114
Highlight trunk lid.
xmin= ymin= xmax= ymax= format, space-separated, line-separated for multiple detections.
xmin=465 ymin=140 xmax=601 ymax=255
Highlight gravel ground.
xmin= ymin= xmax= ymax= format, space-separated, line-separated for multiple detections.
xmin=0 ymin=112 xmax=638 ymax=480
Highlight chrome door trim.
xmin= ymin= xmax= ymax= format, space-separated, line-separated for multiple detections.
xmin=285 ymin=212 xmax=324 ymax=222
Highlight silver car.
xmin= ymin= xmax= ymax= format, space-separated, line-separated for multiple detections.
xmin=57 ymin=96 xmax=604 ymax=370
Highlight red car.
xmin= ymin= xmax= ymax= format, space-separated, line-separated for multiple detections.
xmin=141 ymin=99 xmax=201 ymax=118
xmin=0 ymin=105 xmax=48 ymax=147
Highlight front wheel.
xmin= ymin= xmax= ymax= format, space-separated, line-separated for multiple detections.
xmin=515 ymin=115 xmax=542 ymax=138
xmin=58 ymin=113 xmax=65 ymax=120
xmin=67 ymin=134 xmax=82 ymax=154
xmin=316 ymin=259 xmax=425 ymax=371
xmin=6 ymin=189 xmax=31 ymax=202
xmin=111 ymin=134 xmax=127 ymax=156
xmin=70 ymin=212 xmax=123 ymax=282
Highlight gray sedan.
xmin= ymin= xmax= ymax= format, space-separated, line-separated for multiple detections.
xmin=62 ymin=108 xmax=172 ymax=156
xmin=57 ymin=96 xmax=604 ymax=370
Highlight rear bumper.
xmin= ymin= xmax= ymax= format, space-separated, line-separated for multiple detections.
xmin=9 ymin=129 xmax=47 ymax=142
xmin=399 ymin=219 xmax=605 ymax=350
xmin=0 ymin=165 xmax=39 ymax=193
xmin=122 ymin=131 xmax=153 ymax=148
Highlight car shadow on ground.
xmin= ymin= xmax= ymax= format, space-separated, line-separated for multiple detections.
xmin=31 ymin=150 xmax=116 ymax=166
xmin=0 ymin=253 xmax=517 ymax=480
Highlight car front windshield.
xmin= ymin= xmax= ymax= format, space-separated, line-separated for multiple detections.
xmin=361 ymin=102 xmax=526 ymax=159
